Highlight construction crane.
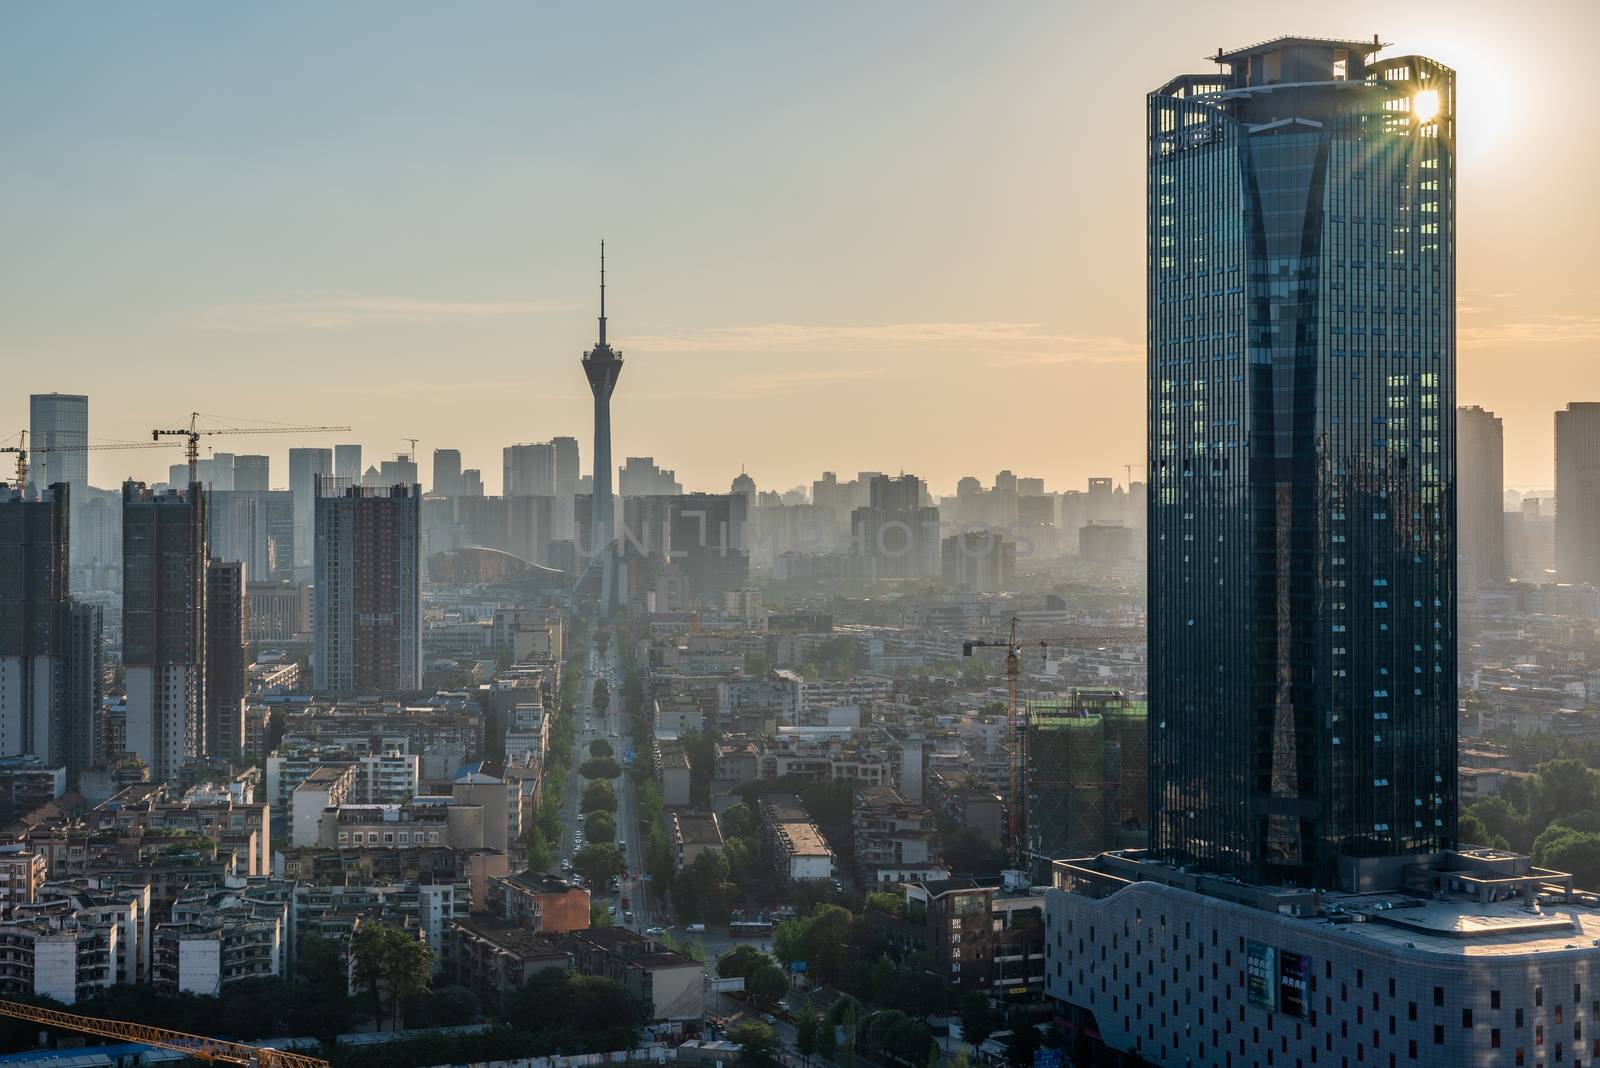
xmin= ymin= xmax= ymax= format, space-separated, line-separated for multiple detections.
xmin=1 ymin=430 xmax=24 ymax=486
xmin=402 ymin=437 xmax=419 ymax=460
xmin=154 ymin=413 xmax=351 ymax=484
xmin=963 ymin=617 xmax=1147 ymax=870
xmin=0 ymin=999 xmax=329 ymax=1068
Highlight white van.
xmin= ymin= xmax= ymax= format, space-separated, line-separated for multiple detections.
xmin=686 ymin=922 xmax=707 ymax=933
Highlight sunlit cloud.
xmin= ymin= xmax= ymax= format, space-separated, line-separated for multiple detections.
xmin=187 ymin=296 xmax=580 ymax=330
xmin=1460 ymin=315 xmax=1600 ymax=348
xmin=623 ymin=321 xmax=1136 ymax=357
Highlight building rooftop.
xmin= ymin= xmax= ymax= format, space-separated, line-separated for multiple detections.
xmin=672 ymin=811 xmax=723 ymax=846
xmin=451 ymin=915 xmax=569 ymax=960
xmin=1212 ymin=35 xmax=1387 ymax=63
xmin=498 ymin=871 xmax=583 ymax=896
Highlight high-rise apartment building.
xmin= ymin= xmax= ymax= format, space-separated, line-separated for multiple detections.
xmin=618 ymin=457 xmax=682 ymax=497
xmin=1555 ymin=402 xmax=1600 ymax=585
xmin=378 ymin=453 xmax=419 ymax=489
xmin=59 ymin=601 xmax=104 ymax=779
xmin=208 ymin=489 xmax=295 ymax=582
xmin=503 ymin=443 xmax=555 ymax=497
xmin=1457 ymin=405 xmax=1505 ymax=590
xmin=233 ymin=455 xmax=270 ymax=492
xmin=0 ymin=483 xmax=69 ymax=759
xmin=850 ymin=474 xmax=940 ymax=580
xmin=122 ymin=481 xmax=207 ymax=779
xmin=27 ymin=394 xmax=88 ymax=495
xmin=204 ymin=560 xmax=247 ymax=759
xmin=1145 ymin=37 xmax=1455 ymax=887
xmin=313 ymin=482 xmax=421 ymax=694
xmin=288 ymin=448 xmax=332 ymax=578
xmin=432 ymin=449 xmax=462 ymax=497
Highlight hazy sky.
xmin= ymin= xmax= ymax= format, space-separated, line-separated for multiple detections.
xmin=4 ymin=2 xmax=1596 ymax=496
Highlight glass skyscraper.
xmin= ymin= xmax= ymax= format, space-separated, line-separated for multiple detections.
xmin=28 ymin=393 xmax=88 ymax=494
xmin=1146 ymin=37 xmax=1456 ymax=887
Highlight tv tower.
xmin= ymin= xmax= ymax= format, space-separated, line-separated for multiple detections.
xmin=582 ymin=241 xmax=624 ymax=555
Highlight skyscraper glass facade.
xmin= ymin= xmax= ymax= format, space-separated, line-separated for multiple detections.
xmin=1146 ymin=39 xmax=1456 ymax=887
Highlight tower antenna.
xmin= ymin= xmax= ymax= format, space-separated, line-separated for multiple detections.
xmin=598 ymin=240 xmax=607 ymax=347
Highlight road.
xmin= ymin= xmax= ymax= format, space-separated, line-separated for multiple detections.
xmin=558 ymin=635 xmax=649 ymax=930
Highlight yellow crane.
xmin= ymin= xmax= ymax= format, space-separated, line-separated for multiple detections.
xmin=963 ymin=617 xmax=1147 ymax=869
xmin=3 ymin=432 xmax=182 ymax=491
xmin=0 ymin=999 xmax=330 ymax=1068
xmin=153 ymin=413 xmax=351 ymax=485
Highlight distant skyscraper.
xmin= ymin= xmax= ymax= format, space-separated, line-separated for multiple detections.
xmin=334 ymin=444 xmax=362 ymax=487
xmin=1146 ymin=37 xmax=1456 ymax=886
xmin=234 ymin=455 xmax=270 ymax=492
xmin=432 ymin=448 xmax=462 ymax=497
xmin=1458 ymin=405 xmax=1506 ymax=590
xmin=503 ymin=442 xmax=556 ymax=496
xmin=288 ymin=447 xmax=332 ymax=578
xmin=1555 ymin=402 xmax=1600 ymax=585
xmin=59 ymin=600 xmax=103 ymax=782
xmin=0 ymin=483 xmax=69 ymax=759
xmin=122 ymin=481 xmax=207 ymax=779
xmin=313 ymin=482 xmax=421 ymax=693
xmin=461 ymin=469 xmax=485 ymax=497
xmin=581 ymin=243 xmax=623 ymax=553
xmin=378 ymin=453 xmax=419 ymax=489
xmin=551 ymin=435 xmax=580 ymax=543
xmin=28 ymin=393 xmax=88 ymax=495
xmin=618 ymin=457 xmax=682 ymax=496
xmin=850 ymin=474 xmax=940 ymax=579
xmin=204 ymin=559 xmax=247 ymax=758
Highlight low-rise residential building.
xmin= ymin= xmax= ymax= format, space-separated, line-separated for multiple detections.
xmin=266 ymin=746 xmax=420 ymax=809
xmin=0 ymin=845 xmax=47 ymax=907
xmin=757 ymin=794 xmax=835 ymax=882
xmin=853 ymin=785 xmax=948 ymax=885
xmin=486 ymin=872 xmax=591 ymax=933
xmin=0 ymin=913 xmax=119 ymax=1004
xmin=669 ymin=811 xmax=725 ymax=872
xmin=445 ymin=915 xmax=570 ymax=1009
xmin=291 ymin=765 xmax=356 ymax=847
xmin=871 ymin=875 xmax=1046 ymax=1004
xmin=658 ymin=740 xmax=692 ymax=808
xmin=152 ymin=889 xmax=287 ymax=995
xmin=562 ymin=927 xmax=705 ymax=1024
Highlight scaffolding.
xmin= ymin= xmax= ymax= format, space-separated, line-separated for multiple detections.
xmin=1026 ymin=691 xmax=1149 ymax=866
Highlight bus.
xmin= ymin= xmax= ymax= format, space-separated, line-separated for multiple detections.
xmin=729 ymin=920 xmax=774 ymax=938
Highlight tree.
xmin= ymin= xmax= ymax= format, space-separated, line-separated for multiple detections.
xmin=1533 ymin=759 xmax=1600 ymax=832
xmin=944 ymin=827 xmax=1009 ymax=875
xmin=795 ymin=1008 xmax=819 ymax=1065
xmin=525 ymin=823 xmax=554 ymax=873
xmin=674 ymin=849 xmax=733 ymax=923
xmin=591 ymin=901 xmax=614 ymax=928
xmin=728 ymin=1020 xmax=777 ymax=1066
xmin=582 ymin=779 xmax=618 ymax=814
xmin=1004 ymin=1009 xmax=1040 ymax=1068
xmin=1466 ymin=795 xmax=1529 ymax=853
xmin=589 ymin=738 xmax=614 ymax=759
xmin=585 ymin=811 xmax=617 ymax=843
xmin=960 ymin=991 xmax=997 ymax=1049
xmin=581 ymin=756 xmax=622 ymax=780
xmin=745 ymin=962 xmax=788 ymax=1009
xmin=1536 ymin=828 xmax=1600 ymax=889
xmin=573 ymin=843 xmax=627 ymax=889
xmin=506 ymin=969 xmax=643 ymax=1054
xmin=350 ymin=922 xmax=434 ymax=1030
xmin=717 ymin=944 xmax=773 ymax=980
xmin=593 ymin=678 xmax=611 ymax=713
xmin=721 ymin=802 xmax=757 ymax=840
xmin=815 ymin=1014 xmax=838 ymax=1061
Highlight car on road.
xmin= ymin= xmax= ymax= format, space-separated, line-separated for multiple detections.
xmin=645 ymin=926 xmax=664 ymax=935
xmin=687 ymin=923 xmax=707 ymax=933
xmin=576 ymin=813 xmax=585 ymax=823
xmin=624 ymin=910 xmax=634 ymax=923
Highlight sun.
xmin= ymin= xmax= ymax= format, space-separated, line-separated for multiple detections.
xmin=1413 ymin=89 xmax=1441 ymax=123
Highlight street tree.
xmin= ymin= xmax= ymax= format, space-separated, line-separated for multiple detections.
xmin=349 ymin=923 xmax=433 ymax=1030
xmin=573 ymin=843 xmax=627 ymax=889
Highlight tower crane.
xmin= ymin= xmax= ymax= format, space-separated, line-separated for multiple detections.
xmin=1 ymin=430 xmax=24 ymax=486
xmin=0 ymin=999 xmax=329 ymax=1068
xmin=153 ymin=413 xmax=351 ymax=484
xmin=3 ymin=433 xmax=182 ymax=491
xmin=963 ymin=617 xmax=1147 ymax=870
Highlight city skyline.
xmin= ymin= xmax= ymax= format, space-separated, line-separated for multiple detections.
xmin=5 ymin=2 xmax=1597 ymax=494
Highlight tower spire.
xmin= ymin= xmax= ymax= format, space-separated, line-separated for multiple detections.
xmin=598 ymin=239 xmax=607 ymax=348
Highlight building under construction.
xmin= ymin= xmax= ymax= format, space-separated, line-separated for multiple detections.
xmin=1025 ymin=689 xmax=1147 ymax=870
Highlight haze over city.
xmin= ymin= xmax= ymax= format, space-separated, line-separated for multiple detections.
xmin=5 ymin=0 xmax=1597 ymax=493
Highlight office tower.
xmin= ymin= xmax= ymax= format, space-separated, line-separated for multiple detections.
xmin=460 ymin=469 xmax=484 ymax=497
xmin=503 ymin=442 xmax=556 ymax=496
xmin=1555 ymin=402 xmax=1600 ymax=585
xmin=313 ymin=483 xmax=420 ymax=694
xmin=1458 ymin=405 xmax=1506 ymax=590
xmin=431 ymin=449 xmax=462 ymax=497
xmin=208 ymin=489 xmax=294 ymax=582
xmin=378 ymin=453 xmax=418 ymax=488
xmin=0 ymin=483 xmax=69 ymax=758
xmin=850 ymin=474 xmax=940 ymax=579
xmin=667 ymin=493 xmax=749 ymax=597
xmin=551 ymin=435 xmax=580 ymax=542
xmin=288 ymin=448 xmax=332 ymax=578
xmin=234 ymin=455 xmax=270 ymax=492
xmin=581 ymin=243 xmax=623 ymax=552
xmin=204 ymin=560 xmax=247 ymax=759
xmin=59 ymin=601 xmax=103 ymax=781
xmin=27 ymin=393 xmax=88 ymax=495
xmin=122 ymin=481 xmax=207 ymax=779
xmin=1146 ymin=37 xmax=1455 ymax=887
xmin=334 ymin=444 xmax=362 ymax=487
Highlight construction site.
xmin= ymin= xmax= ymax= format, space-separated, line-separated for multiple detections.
xmin=1025 ymin=689 xmax=1148 ymax=870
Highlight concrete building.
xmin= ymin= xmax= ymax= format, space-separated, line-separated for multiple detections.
xmin=486 ymin=871 xmax=592 ymax=933
xmin=291 ymin=764 xmax=355 ymax=847
xmin=657 ymin=740 xmax=692 ymax=807
xmin=432 ymin=448 xmax=463 ymax=497
xmin=562 ymin=926 xmax=704 ymax=1023
xmin=334 ymin=444 xmax=362 ymax=488
xmin=851 ymin=474 xmax=940 ymax=580
xmin=853 ymin=784 xmax=948 ymax=885
xmin=233 ymin=455 xmax=270 ymax=492
xmin=504 ymin=442 xmax=557 ymax=497
xmin=872 ymin=876 xmax=1047 ymax=1005
xmin=757 ymin=794 xmax=834 ymax=882
xmin=122 ymin=481 xmax=206 ymax=779
xmin=1026 ymin=690 xmax=1147 ymax=867
xmin=1557 ymin=402 xmax=1600 ymax=585
xmin=669 ymin=810 xmax=725 ymax=872
xmin=941 ymin=530 xmax=1016 ymax=592
xmin=0 ymin=913 xmax=119 ymax=1005
xmin=1459 ymin=405 xmax=1506 ymax=590
xmin=445 ymin=915 xmax=570 ymax=1008
xmin=313 ymin=482 xmax=421 ymax=693
xmin=287 ymin=447 xmax=332 ymax=579
xmin=204 ymin=560 xmax=247 ymax=760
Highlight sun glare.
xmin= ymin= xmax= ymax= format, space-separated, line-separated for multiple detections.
xmin=1413 ymin=89 xmax=1441 ymax=123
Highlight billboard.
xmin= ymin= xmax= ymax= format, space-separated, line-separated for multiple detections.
xmin=1278 ymin=951 xmax=1309 ymax=1018
xmin=1246 ymin=941 xmax=1276 ymax=1011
